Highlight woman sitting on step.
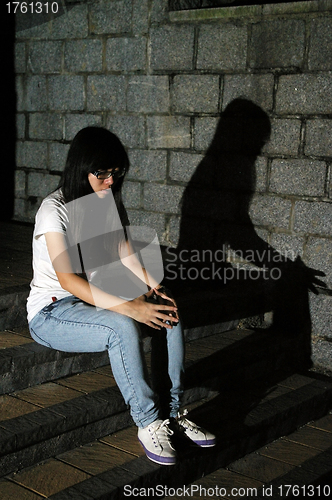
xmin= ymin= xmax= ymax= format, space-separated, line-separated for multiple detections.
xmin=27 ymin=126 xmax=215 ymax=466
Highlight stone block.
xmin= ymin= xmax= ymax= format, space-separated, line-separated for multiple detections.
xmin=150 ymin=0 xmax=168 ymax=24
xmin=127 ymin=150 xmax=167 ymax=182
xmin=147 ymin=116 xmax=191 ymax=149
xmin=28 ymin=41 xmax=62 ymax=73
xmin=223 ymin=74 xmax=274 ymax=112
xmin=15 ymin=141 xmax=25 ymax=167
xmin=16 ymin=114 xmax=26 ymax=139
xmin=263 ymin=119 xmax=301 ymax=156
xmin=26 ymin=196 xmax=41 ymax=221
xmin=169 ymin=152 xmax=203 ymax=183
xmin=89 ymin=0 xmax=131 ymax=35
xmin=276 ymin=74 xmax=332 ymax=114
xmin=29 ymin=113 xmax=63 ymax=140
xmin=106 ymin=37 xmax=147 ymax=71
xmin=65 ymin=114 xmax=103 ymax=141
xmin=197 ymin=24 xmax=247 ymax=71
xmin=308 ymin=18 xmax=332 ymax=71
xmin=305 ymin=119 xmax=332 ymax=157
xmin=150 ymin=25 xmax=194 ymax=70
xmin=26 ymin=76 xmax=47 ymax=111
xmin=15 ymin=42 xmax=26 ymax=73
xmin=27 ymin=172 xmax=60 ymax=198
xmin=50 ymin=3 xmax=88 ymax=39
xmin=87 ymin=75 xmax=126 ymax=111
xmin=49 ymin=143 xmax=70 ymax=171
xmin=48 ymin=76 xmax=85 ymax=111
xmin=15 ymin=171 xmax=26 ymax=198
xmin=122 ymin=181 xmax=141 ymax=209
xmin=107 ymin=115 xmax=145 ymax=149
xmin=194 ymin=117 xmax=218 ymax=151
xmin=269 ymin=159 xmax=326 ymax=197
xmin=143 ymin=184 xmax=184 ymax=214
xmin=21 ymin=141 xmax=48 ymax=170
xmin=294 ymin=201 xmax=332 ymax=237
xmin=132 ymin=0 xmax=149 ymax=34
xmin=312 ymin=338 xmax=332 ymax=370
xmin=127 ymin=209 xmax=166 ymax=243
xmin=65 ymin=39 xmax=103 ymax=72
xmin=168 ymin=215 xmax=180 ymax=247
xmin=249 ymin=194 xmax=291 ymax=230
xmin=269 ymin=233 xmax=304 ymax=261
xmin=172 ymin=75 xmax=220 ymax=114
xmin=127 ymin=76 xmax=169 ymax=113
xmin=310 ymin=295 xmax=332 ymax=340
xmin=255 ymin=156 xmax=268 ymax=192
xmin=14 ymin=198 xmax=26 ymax=221
xmin=16 ymin=76 xmax=24 ymax=112
xmin=15 ymin=14 xmax=51 ymax=39
xmin=250 ymin=19 xmax=305 ymax=69
xmin=305 ymin=237 xmax=332 ymax=289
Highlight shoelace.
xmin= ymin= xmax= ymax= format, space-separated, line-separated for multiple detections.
xmin=176 ymin=409 xmax=199 ymax=434
xmin=150 ymin=419 xmax=174 ymax=448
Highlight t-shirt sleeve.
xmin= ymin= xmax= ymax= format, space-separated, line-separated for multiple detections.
xmin=34 ymin=196 xmax=67 ymax=239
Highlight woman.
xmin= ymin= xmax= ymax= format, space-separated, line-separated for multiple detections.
xmin=27 ymin=127 xmax=215 ymax=466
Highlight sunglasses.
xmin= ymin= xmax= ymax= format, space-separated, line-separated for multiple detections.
xmin=91 ymin=168 xmax=126 ymax=181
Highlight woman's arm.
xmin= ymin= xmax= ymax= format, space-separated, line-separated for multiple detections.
xmin=118 ymin=238 xmax=160 ymax=289
xmin=45 ymin=232 xmax=178 ymax=329
xmin=119 ymin=237 xmax=179 ymax=318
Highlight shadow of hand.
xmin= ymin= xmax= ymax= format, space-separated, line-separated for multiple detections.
xmin=286 ymin=256 xmax=326 ymax=295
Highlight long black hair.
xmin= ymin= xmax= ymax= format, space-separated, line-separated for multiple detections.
xmin=59 ymin=126 xmax=129 ymax=203
xmin=58 ymin=127 xmax=130 ymax=270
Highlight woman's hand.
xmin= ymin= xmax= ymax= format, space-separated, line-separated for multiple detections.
xmin=122 ymin=294 xmax=179 ymax=330
xmin=153 ymin=286 xmax=179 ymax=321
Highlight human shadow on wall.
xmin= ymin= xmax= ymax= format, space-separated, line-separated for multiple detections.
xmin=158 ymin=97 xmax=327 ymax=470
xmin=165 ymin=98 xmax=325 ymax=342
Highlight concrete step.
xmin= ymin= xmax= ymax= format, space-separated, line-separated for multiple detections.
xmin=0 ymin=326 xmax=309 ymax=478
xmin=0 ymin=326 xmax=112 ymax=396
xmin=0 ymin=314 xmax=239 ymax=395
xmin=164 ymin=410 xmax=332 ymax=500
xmin=1 ymin=372 xmax=331 ymax=499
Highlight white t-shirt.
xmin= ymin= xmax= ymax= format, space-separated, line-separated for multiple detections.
xmin=27 ymin=189 xmax=73 ymax=322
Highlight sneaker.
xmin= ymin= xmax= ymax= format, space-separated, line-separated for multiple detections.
xmin=138 ymin=419 xmax=177 ymax=465
xmin=173 ymin=409 xmax=216 ymax=447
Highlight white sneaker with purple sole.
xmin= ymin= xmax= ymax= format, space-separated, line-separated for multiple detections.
xmin=138 ymin=419 xmax=177 ymax=465
xmin=174 ymin=409 xmax=216 ymax=447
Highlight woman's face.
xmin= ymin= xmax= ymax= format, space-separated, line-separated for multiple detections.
xmin=88 ymin=171 xmax=115 ymax=198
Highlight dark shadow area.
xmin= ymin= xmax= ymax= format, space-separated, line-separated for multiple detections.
xmin=169 ymin=0 xmax=308 ymax=12
xmin=14 ymin=1 xmax=75 ymax=32
xmin=165 ymin=97 xmax=325 ymax=342
xmin=160 ymin=98 xmax=327 ymax=459
xmin=1 ymin=11 xmax=15 ymax=221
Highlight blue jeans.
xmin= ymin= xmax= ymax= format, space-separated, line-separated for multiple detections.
xmin=29 ymin=296 xmax=185 ymax=428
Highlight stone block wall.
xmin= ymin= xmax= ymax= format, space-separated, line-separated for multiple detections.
xmin=14 ymin=0 xmax=332 ymax=369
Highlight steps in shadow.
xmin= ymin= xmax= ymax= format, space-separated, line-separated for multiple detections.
xmin=0 ymin=325 xmax=317 ymax=479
